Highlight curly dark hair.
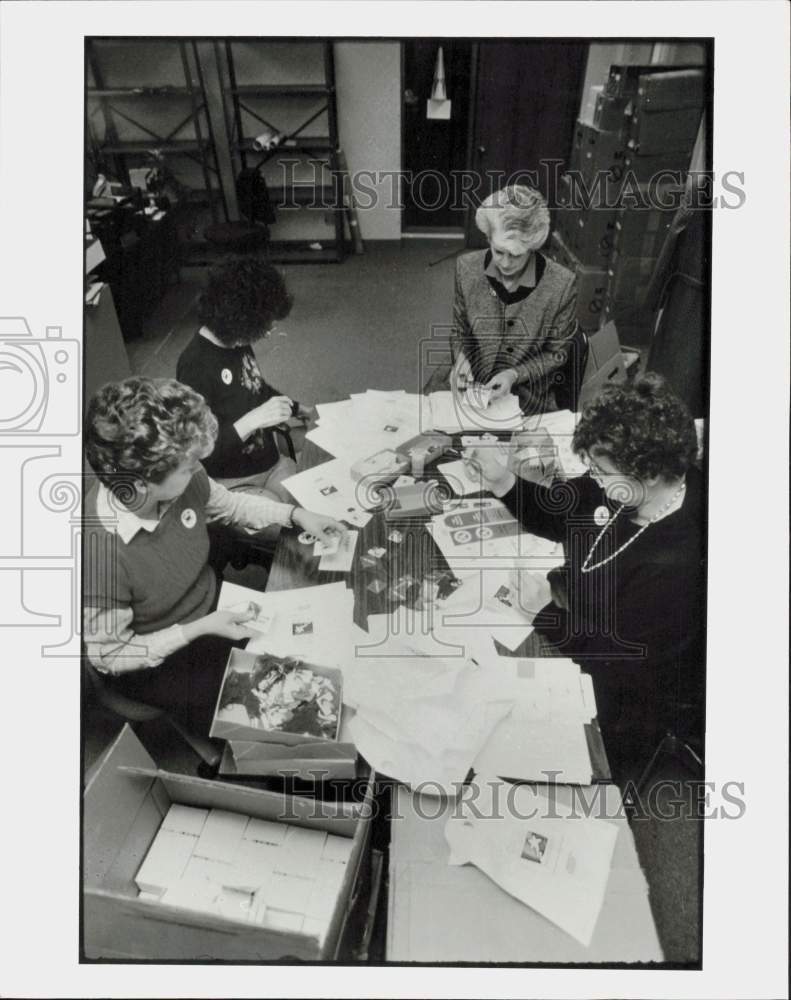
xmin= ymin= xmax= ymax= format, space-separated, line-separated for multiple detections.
xmin=85 ymin=376 xmax=218 ymax=487
xmin=197 ymin=255 xmax=293 ymax=345
xmin=572 ymin=373 xmax=697 ymax=480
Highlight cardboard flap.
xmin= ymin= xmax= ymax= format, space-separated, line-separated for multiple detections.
xmin=117 ymin=765 xmax=360 ymax=835
xmin=587 ymin=321 xmax=621 ymax=370
xmin=83 ymin=725 xmax=161 ymax=888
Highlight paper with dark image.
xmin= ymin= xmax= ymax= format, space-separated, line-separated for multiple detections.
xmin=445 ymin=778 xmax=618 ymax=946
xmin=211 ymin=648 xmax=342 ymax=746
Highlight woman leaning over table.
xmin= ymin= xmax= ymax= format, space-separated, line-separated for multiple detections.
xmin=450 ymin=184 xmax=577 ymax=415
xmin=464 ymin=374 xmax=705 ymax=771
xmin=82 ymin=376 xmax=346 ymax=733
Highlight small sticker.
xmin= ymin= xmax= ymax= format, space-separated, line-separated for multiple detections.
xmin=493 ymin=584 xmax=512 ymax=608
xmin=521 ymin=831 xmax=548 ymax=864
xmin=221 ymin=368 xmax=233 ymax=385
xmin=319 ymin=485 xmax=338 ymax=496
xmin=298 ymin=531 xmax=317 ymax=545
xmin=593 ymin=505 xmax=610 ymax=527
xmin=383 ymin=424 xmax=399 ymax=433
xmin=181 ymin=508 xmax=197 ymax=529
xmin=292 ymin=621 xmax=314 ymax=635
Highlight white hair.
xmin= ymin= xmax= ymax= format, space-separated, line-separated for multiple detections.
xmin=475 ymin=185 xmax=550 ymax=252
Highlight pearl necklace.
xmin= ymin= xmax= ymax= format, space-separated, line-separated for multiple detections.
xmin=580 ymin=481 xmax=687 ymax=574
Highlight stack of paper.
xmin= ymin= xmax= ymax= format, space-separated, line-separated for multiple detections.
xmin=472 ymin=657 xmax=597 ymax=784
xmin=427 ymin=390 xmax=524 ymax=434
xmin=341 ymin=629 xmax=514 ymax=795
xmin=444 ymin=778 xmax=618 ymax=947
xmin=306 ymin=390 xmax=424 ymax=465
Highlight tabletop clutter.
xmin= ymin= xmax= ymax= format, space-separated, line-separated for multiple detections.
xmin=132 ymin=388 xmax=623 ymax=946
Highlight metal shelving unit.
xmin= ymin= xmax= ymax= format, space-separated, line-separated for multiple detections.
xmin=86 ymin=39 xmax=222 ymax=222
xmin=221 ymin=39 xmax=346 ymax=263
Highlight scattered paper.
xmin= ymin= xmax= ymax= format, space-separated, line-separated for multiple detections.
xmin=445 ymin=778 xmax=618 ymax=947
xmin=428 ymin=390 xmax=524 ymax=434
xmin=281 ymin=458 xmax=372 ymax=528
xmin=318 ymin=529 xmax=358 ymax=572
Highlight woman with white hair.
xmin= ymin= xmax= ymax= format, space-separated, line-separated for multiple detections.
xmin=450 ymin=184 xmax=577 ymax=413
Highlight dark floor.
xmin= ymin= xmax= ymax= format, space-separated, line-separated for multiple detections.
xmin=85 ymin=238 xmax=701 ymax=964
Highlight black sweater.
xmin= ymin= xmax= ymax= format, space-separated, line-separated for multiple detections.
xmin=177 ymin=334 xmax=288 ymax=479
xmin=500 ymin=465 xmax=705 ymax=670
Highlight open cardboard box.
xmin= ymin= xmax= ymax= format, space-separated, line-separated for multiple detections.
xmin=579 ymin=320 xmax=629 ymax=408
xmin=83 ymin=725 xmax=374 ymax=961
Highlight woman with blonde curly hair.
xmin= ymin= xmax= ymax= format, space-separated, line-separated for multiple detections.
xmin=463 ymin=374 xmax=705 ymax=772
xmin=450 ymin=184 xmax=578 ymax=414
xmin=83 ymin=376 xmax=345 ymax=733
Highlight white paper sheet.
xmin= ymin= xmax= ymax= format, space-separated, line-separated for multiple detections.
xmin=280 ymin=458 xmax=372 ymax=528
xmin=436 ymin=459 xmax=486 ymax=496
xmin=471 ymin=657 xmax=596 ymax=784
xmin=444 ymin=778 xmax=618 ymax=946
xmin=318 ymin=529 xmax=358 ymax=572
xmin=428 ymin=390 xmax=524 ymax=434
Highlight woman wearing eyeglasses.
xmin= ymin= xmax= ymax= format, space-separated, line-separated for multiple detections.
xmin=463 ymin=374 xmax=705 ymax=771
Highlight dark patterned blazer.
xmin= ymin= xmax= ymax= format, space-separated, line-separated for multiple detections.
xmin=451 ymin=249 xmax=577 ymax=412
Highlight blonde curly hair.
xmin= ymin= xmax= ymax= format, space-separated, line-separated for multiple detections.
xmin=85 ymin=377 xmax=218 ymax=487
xmin=474 ymin=184 xmax=550 ymax=252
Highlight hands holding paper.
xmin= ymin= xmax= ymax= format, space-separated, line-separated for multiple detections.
xmin=235 ymin=395 xmax=294 ymax=439
xmin=451 ymin=352 xmax=473 ymax=395
xmin=483 ymin=368 xmax=518 ymax=401
xmin=462 ymin=439 xmax=516 ymax=498
xmin=292 ymin=507 xmax=349 ymax=542
xmin=183 ymin=604 xmax=259 ymax=643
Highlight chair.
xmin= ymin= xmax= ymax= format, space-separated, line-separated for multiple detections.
xmin=553 ymin=322 xmax=589 ymax=412
xmin=635 ymin=635 xmax=706 ymax=793
xmin=83 ymin=658 xmax=222 ymax=769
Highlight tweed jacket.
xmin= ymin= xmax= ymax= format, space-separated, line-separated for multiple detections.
xmin=451 ymin=249 xmax=577 ymax=412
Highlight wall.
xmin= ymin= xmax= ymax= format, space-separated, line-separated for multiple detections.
xmin=334 ymin=41 xmax=402 ymax=241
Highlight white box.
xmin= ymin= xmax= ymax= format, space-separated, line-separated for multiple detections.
xmin=160 ymin=877 xmax=218 ymax=916
xmin=194 ymin=809 xmax=249 ymax=862
xmin=264 ymin=872 xmax=314 ymax=913
xmin=322 ymin=835 xmax=353 ymax=864
xmin=244 ymin=818 xmax=287 ymax=846
xmin=135 ymin=830 xmax=197 ymax=896
xmin=263 ymin=909 xmax=304 ymax=933
xmin=162 ymin=804 xmax=209 ymax=838
xmin=214 ymin=887 xmax=254 ymax=924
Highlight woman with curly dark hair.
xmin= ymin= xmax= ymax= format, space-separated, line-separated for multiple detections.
xmin=177 ymin=256 xmax=313 ymax=503
xmin=464 ymin=374 xmax=705 ymax=771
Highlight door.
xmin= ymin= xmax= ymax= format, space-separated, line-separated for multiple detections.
xmin=466 ymin=40 xmax=588 ymax=247
xmin=401 ymin=40 xmax=473 ymax=231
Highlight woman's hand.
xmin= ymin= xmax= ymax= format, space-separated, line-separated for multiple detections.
xmin=185 ymin=605 xmax=258 ymax=642
xmin=484 ymin=368 xmax=518 ymax=401
xmin=451 ymin=352 xmax=473 ymax=396
xmin=293 ymin=508 xmax=348 ymax=542
xmin=252 ymin=395 xmax=294 ymax=429
xmin=508 ymin=567 xmax=552 ymax=623
xmin=234 ymin=396 xmax=293 ymax=440
xmin=462 ymin=440 xmax=516 ymax=497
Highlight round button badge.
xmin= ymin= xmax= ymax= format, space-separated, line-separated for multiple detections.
xmin=181 ymin=508 xmax=197 ymax=529
xmin=593 ymin=506 xmax=610 ymax=527
xmin=221 ymin=368 xmax=233 ymax=385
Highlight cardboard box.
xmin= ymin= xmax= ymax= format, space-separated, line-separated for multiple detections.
xmin=83 ymin=725 xmax=373 ymax=961
xmin=210 ymin=648 xmax=342 ymax=747
xmin=578 ymin=321 xmax=627 ymax=408
xmin=386 ymin=783 xmax=663 ymax=962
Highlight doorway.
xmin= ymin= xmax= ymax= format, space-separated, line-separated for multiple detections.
xmin=401 ymin=39 xmax=473 ymax=232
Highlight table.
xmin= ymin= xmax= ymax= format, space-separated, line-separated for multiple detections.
xmin=267 ymin=435 xmax=611 ymax=782
xmin=386 ymin=783 xmax=664 ymax=963
xmin=262 ymin=429 xmax=660 ymax=963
